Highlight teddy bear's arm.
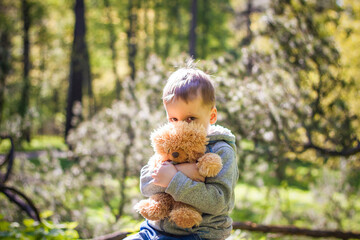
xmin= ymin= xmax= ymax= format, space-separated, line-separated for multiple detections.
xmin=196 ymin=153 xmax=223 ymax=177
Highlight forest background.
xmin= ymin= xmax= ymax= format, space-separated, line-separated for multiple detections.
xmin=0 ymin=0 xmax=360 ymax=239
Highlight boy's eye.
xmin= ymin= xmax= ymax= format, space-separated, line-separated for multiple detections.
xmin=169 ymin=118 xmax=178 ymax=122
xmin=186 ymin=117 xmax=196 ymax=123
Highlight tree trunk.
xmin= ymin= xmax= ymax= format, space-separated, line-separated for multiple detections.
xmin=245 ymin=0 xmax=253 ymax=43
xmin=200 ymin=0 xmax=209 ymax=58
xmin=125 ymin=0 xmax=138 ymax=102
xmin=65 ymin=0 xmax=91 ymax=139
xmin=143 ymin=0 xmax=150 ymax=65
xmin=176 ymin=0 xmax=185 ymax=53
xmin=153 ymin=0 xmax=160 ymax=56
xmin=19 ymin=0 xmax=31 ymax=142
xmin=164 ymin=2 xmax=173 ymax=58
xmin=115 ymin=119 xmax=135 ymax=220
xmin=127 ymin=0 xmax=137 ymax=81
xmin=0 ymin=3 xmax=11 ymax=126
xmin=189 ymin=0 xmax=197 ymax=58
xmin=104 ymin=0 xmax=122 ymax=100
xmin=245 ymin=0 xmax=253 ymax=73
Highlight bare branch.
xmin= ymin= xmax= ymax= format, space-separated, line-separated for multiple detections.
xmin=0 ymin=135 xmax=14 ymax=183
xmin=304 ymin=140 xmax=360 ymax=157
xmin=302 ymin=124 xmax=360 ymax=157
xmin=232 ymin=221 xmax=360 ymax=239
xmin=1 ymin=186 xmax=41 ymax=222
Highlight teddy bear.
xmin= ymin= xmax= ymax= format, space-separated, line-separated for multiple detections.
xmin=134 ymin=121 xmax=223 ymax=228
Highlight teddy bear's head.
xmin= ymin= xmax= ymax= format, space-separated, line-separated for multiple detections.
xmin=151 ymin=121 xmax=208 ymax=163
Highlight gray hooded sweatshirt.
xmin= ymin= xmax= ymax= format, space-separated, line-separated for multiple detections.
xmin=140 ymin=125 xmax=239 ymax=240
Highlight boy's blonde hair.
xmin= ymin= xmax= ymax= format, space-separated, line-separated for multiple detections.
xmin=162 ymin=64 xmax=215 ymax=108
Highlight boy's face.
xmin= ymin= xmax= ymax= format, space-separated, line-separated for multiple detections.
xmin=164 ymin=95 xmax=217 ymax=131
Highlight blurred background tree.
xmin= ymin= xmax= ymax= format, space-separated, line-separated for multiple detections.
xmin=0 ymin=0 xmax=359 ymax=238
xmin=65 ymin=0 xmax=93 ymax=139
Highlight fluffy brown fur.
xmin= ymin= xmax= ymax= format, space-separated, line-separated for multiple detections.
xmin=135 ymin=121 xmax=223 ymax=228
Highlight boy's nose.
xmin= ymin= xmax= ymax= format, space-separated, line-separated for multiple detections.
xmin=172 ymin=152 xmax=179 ymax=158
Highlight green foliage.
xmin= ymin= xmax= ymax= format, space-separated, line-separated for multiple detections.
xmin=0 ymin=213 xmax=79 ymax=240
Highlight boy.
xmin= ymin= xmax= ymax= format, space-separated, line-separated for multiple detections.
xmin=126 ymin=63 xmax=238 ymax=240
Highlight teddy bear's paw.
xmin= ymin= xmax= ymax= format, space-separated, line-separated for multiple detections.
xmin=169 ymin=204 xmax=202 ymax=228
xmin=197 ymin=153 xmax=223 ymax=177
xmin=134 ymin=193 xmax=174 ymax=220
xmin=134 ymin=200 xmax=161 ymax=220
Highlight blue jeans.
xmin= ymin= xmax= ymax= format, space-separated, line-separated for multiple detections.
xmin=124 ymin=221 xmax=204 ymax=240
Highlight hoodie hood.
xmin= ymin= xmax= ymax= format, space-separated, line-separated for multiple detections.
xmin=207 ymin=125 xmax=236 ymax=151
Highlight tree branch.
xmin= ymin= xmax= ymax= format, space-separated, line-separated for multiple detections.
xmin=0 ymin=135 xmax=14 ymax=183
xmin=303 ymin=140 xmax=360 ymax=157
xmin=0 ymin=185 xmax=41 ymax=222
xmin=303 ymin=124 xmax=360 ymax=157
xmin=232 ymin=221 xmax=360 ymax=239
xmin=100 ymin=183 xmax=117 ymax=218
xmin=0 ymin=136 xmax=41 ymax=222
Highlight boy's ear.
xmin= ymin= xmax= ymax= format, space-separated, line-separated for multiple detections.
xmin=210 ymin=107 xmax=217 ymax=124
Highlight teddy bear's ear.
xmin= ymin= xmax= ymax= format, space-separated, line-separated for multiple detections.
xmin=150 ymin=123 xmax=172 ymax=154
xmin=186 ymin=122 xmax=208 ymax=143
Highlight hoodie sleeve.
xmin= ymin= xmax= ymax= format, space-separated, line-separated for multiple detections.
xmin=140 ymin=164 xmax=166 ymax=197
xmin=165 ymin=142 xmax=238 ymax=215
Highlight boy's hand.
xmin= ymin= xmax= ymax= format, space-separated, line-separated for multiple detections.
xmin=152 ymin=161 xmax=177 ymax=187
xmin=175 ymin=163 xmax=205 ymax=182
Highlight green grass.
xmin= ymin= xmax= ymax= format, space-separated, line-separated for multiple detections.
xmin=20 ymin=135 xmax=67 ymax=151
xmin=231 ymin=183 xmax=316 ymax=225
xmin=0 ymin=135 xmax=67 ymax=153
